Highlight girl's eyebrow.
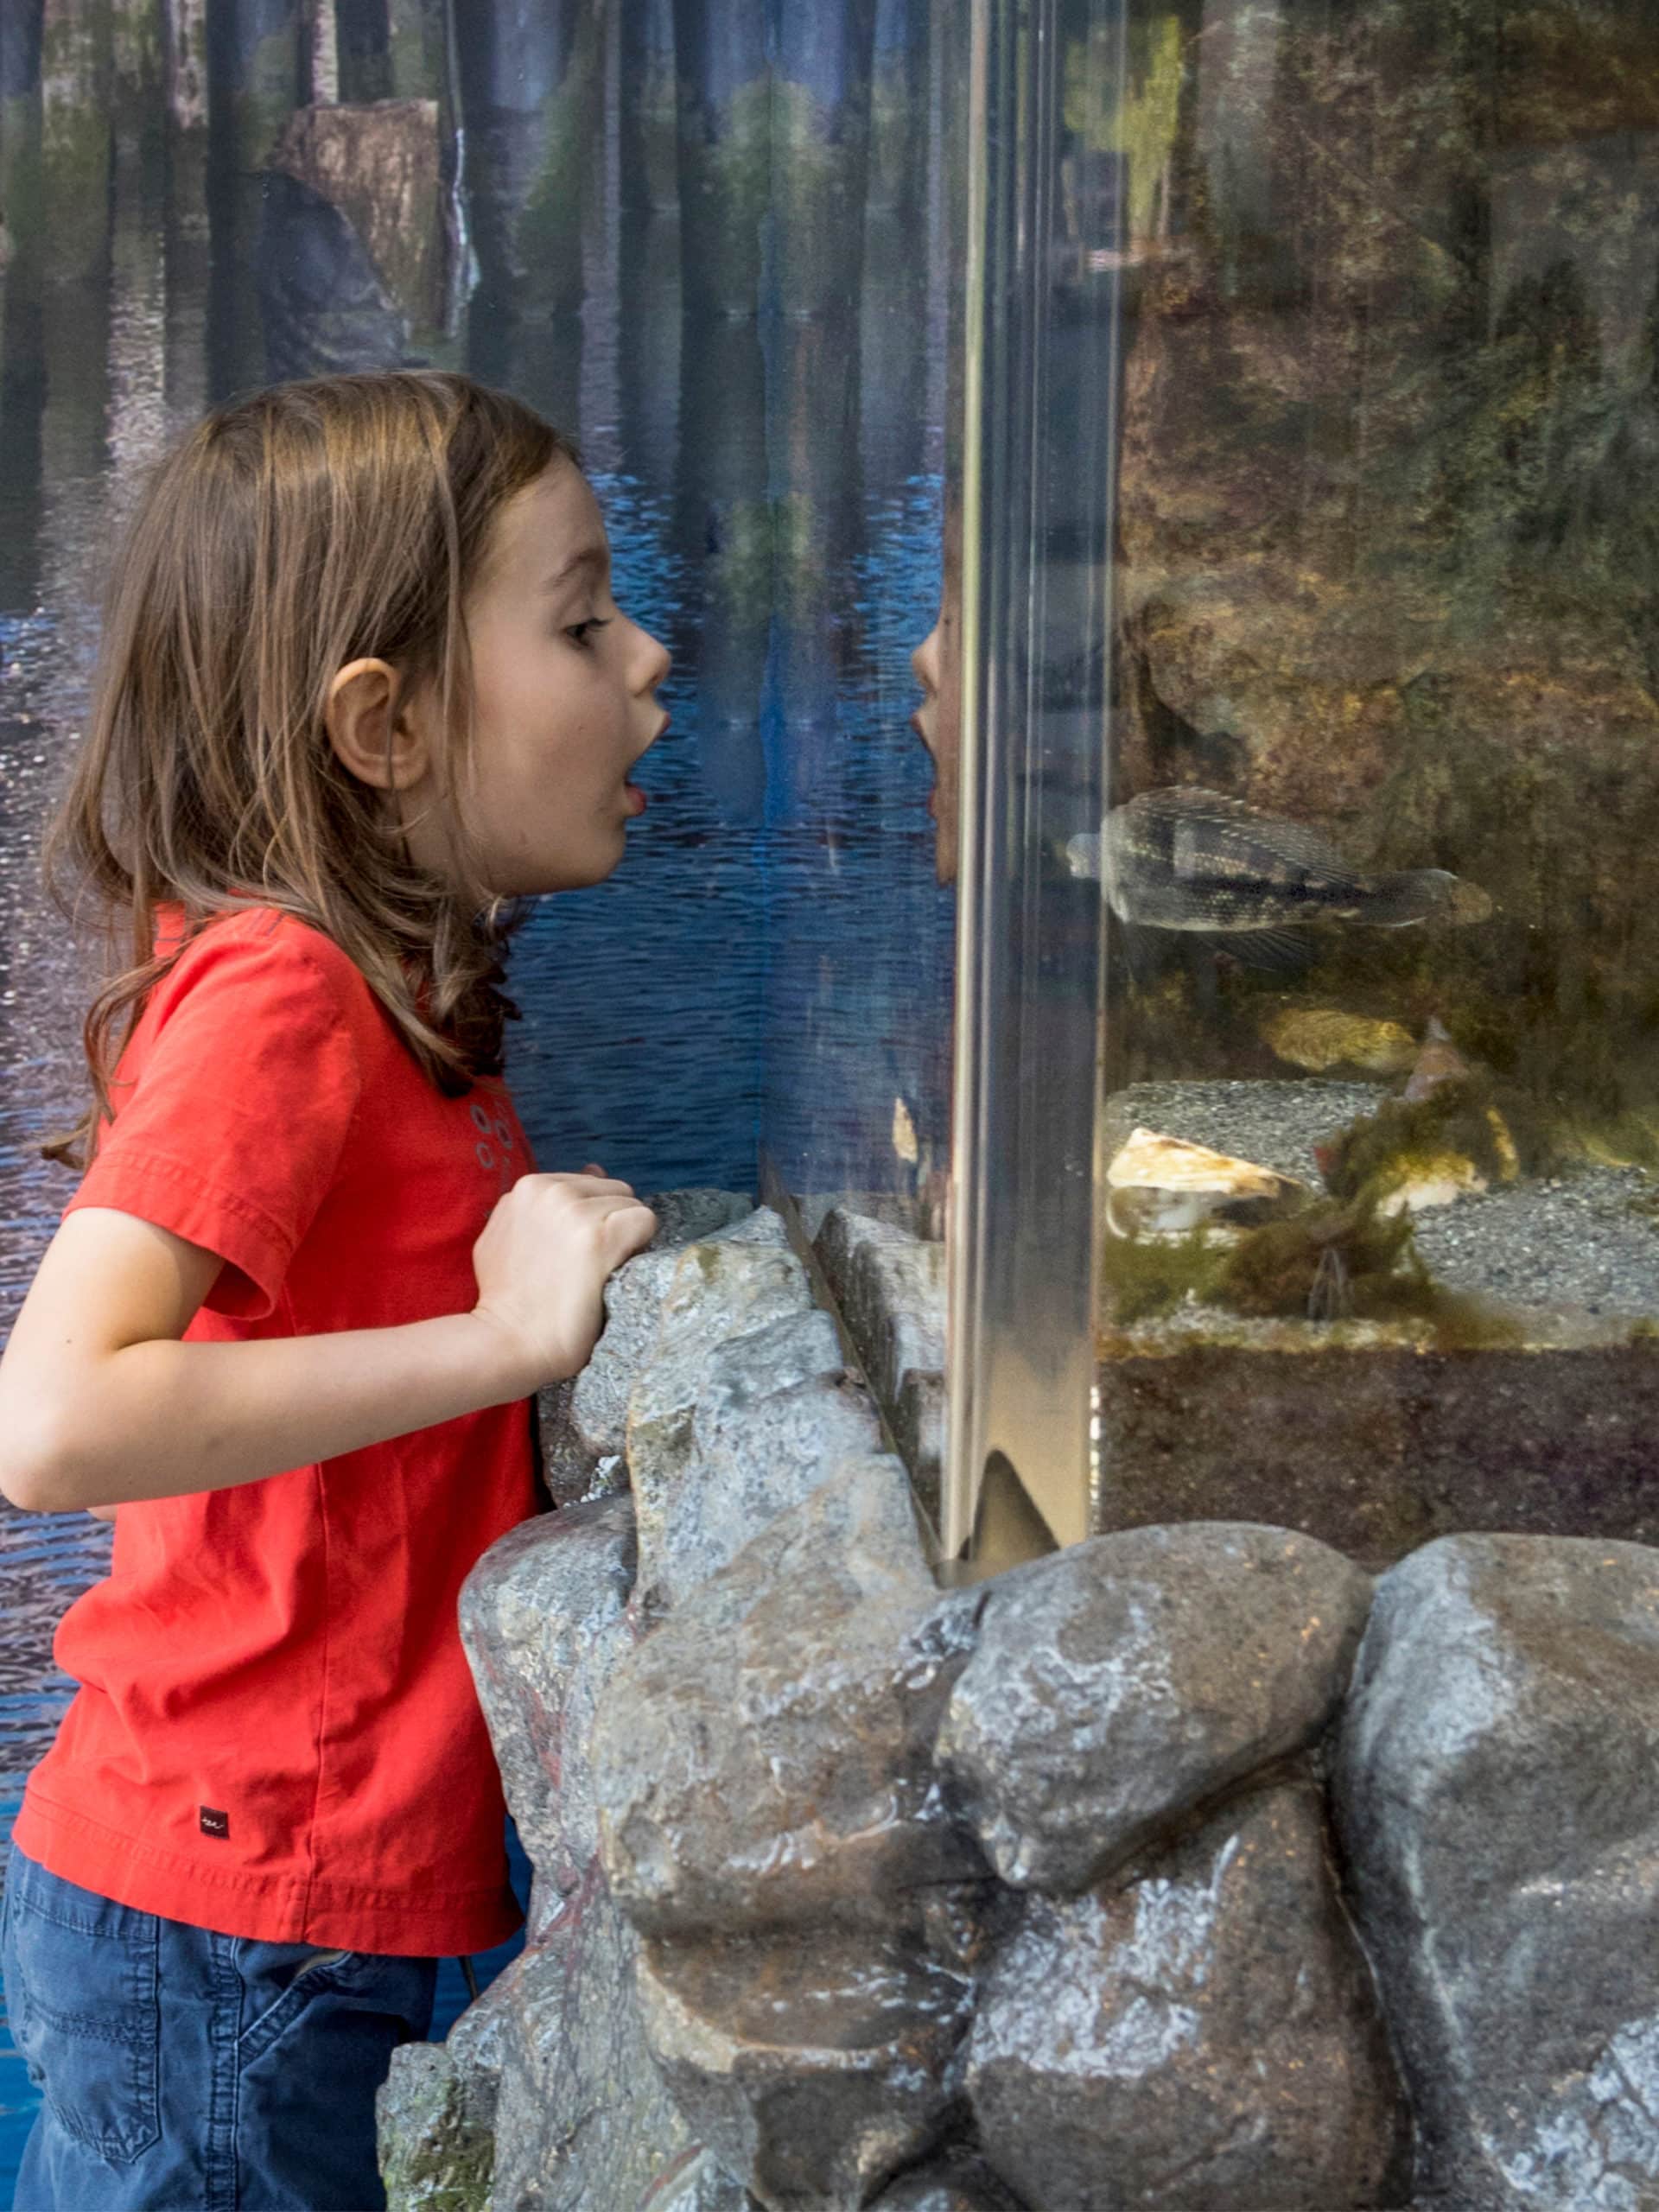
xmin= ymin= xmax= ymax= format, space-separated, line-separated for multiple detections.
xmin=540 ymin=543 xmax=609 ymax=592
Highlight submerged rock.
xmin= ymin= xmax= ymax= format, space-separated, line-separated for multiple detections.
xmin=937 ymin=1522 xmax=1373 ymax=1892
xmin=1333 ymin=1533 xmax=1659 ymax=2209
xmin=1260 ymin=1005 xmax=1419 ymax=1075
xmin=1104 ymin=1126 xmax=1311 ymax=1243
xmin=639 ymin=1926 xmax=974 ymax=2212
xmin=966 ymin=1780 xmax=1409 ymax=2211
xmin=593 ymin=1457 xmax=984 ymax=1936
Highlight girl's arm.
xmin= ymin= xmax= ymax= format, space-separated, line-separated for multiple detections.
xmin=0 ymin=1175 xmax=656 ymax=1516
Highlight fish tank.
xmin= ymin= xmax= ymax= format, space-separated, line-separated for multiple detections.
xmin=940 ymin=0 xmax=1659 ymax=1572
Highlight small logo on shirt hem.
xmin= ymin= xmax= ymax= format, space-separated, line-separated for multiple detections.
xmin=200 ymin=1805 xmax=230 ymax=1839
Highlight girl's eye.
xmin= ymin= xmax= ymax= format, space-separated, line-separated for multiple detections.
xmin=565 ymin=617 xmax=613 ymax=649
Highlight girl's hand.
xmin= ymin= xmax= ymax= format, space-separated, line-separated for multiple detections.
xmin=470 ymin=1171 xmax=658 ymax=1392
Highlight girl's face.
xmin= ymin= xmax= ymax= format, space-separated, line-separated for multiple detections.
xmin=429 ymin=462 xmax=670 ymax=898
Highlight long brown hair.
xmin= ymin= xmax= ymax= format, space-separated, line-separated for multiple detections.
xmin=41 ymin=370 xmax=579 ymax=1170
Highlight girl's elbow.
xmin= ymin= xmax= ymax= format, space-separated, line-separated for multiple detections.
xmin=0 ymin=1395 xmax=88 ymax=1513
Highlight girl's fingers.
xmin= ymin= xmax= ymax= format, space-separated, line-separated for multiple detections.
xmin=582 ymin=1161 xmax=607 ymax=1179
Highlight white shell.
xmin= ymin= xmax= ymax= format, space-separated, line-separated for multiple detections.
xmin=1105 ymin=1128 xmax=1310 ymax=1242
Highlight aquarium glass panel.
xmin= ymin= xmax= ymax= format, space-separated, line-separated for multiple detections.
xmin=949 ymin=0 xmax=1659 ymax=1570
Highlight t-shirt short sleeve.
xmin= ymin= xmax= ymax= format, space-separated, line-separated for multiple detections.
xmin=63 ymin=920 xmax=365 ymax=1320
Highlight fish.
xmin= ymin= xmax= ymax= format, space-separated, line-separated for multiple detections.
xmin=1064 ymin=786 xmax=1492 ymax=972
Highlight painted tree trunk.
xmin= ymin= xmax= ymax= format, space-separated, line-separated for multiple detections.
xmin=111 ymin=0 xmax=162 ymax=155
xmin=162 ymin=0 xmax=206 ymax=133
xmin=772 ymin=0 xmax=880 ymax=320
xmin=671 ymin=0 xmax=766 ymax=317
xmin=619 ymin=0 xmax=675 ymax=216
xmin=452 ymin=0 xmax=606 ymax=331
xmin=213 ymin=0 xmax=300 ymax=173
xmin=385 ymin=0 xmax=446 ymax=103
xmin=869 ymin=0 xmax=928 ymax=223
xmin=304 ymin=0 xmax=338 ymax=106
xmin=676 ymin=312 xmax=770 ymax=819
xmin=41 ymin=0 xmax=112 ymax=280
xmin=0 ymin=1 xmax=45 ymax=280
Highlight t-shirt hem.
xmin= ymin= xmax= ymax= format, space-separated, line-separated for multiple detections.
xmin=12 ymin=1784 xmax=523 ymax=1959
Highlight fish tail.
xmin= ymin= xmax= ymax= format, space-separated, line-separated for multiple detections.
xmin=1363 ymin=868 xmax=1462 ymax=926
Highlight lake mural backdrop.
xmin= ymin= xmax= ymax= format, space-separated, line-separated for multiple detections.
xmin=0 ymin=1 xmax=959 ymax=2188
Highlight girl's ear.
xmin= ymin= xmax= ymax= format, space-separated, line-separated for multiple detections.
xmin=323 ymin=658 xmax=430 ymax=791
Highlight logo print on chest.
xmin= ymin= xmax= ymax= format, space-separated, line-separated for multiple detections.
xmin=470 ymin=1099 xmax=517 ymax=1192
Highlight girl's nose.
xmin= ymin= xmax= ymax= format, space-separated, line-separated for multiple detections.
xmin=912 ymin=626 xmax=941 ymax=693
xmin=633 ymin=621 xmax=671 ymax=693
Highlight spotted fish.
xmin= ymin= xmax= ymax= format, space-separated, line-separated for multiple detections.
xmin=1065 ymin=786 xmax=1491 ymax=970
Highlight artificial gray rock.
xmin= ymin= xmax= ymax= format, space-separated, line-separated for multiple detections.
xmin=868 ymin=2152 xmax=1028 ymax=2209
xmin=537 ymin=1191 xmax=760 ymax=1505
xmin=626 ymin=1232 xmax=817 ymax=1484
xmin=1333 ymin=1531 xmax=1659 ymax=2211
xmin=457 ymin=1494 xmax=639 ymax=1913
xmin=594 ymin=1456 xmax=985 ymax=1936
xmin=639 ymin=2148 xmax=760 ymax=2210
xmin=967 ymin=1778 xmax=1409 ymax=2212
xmin=816 ymin=1207 xmax=947 ymax=1510
xmin=639 ymin=1926 xmax=975 ymax=2212
xmin=633 ymin=1320 xmax=887 ymax=1613
xmin=486 ymin=1866 xmax=694 ymax=2212
xmin=444 ymin=1494 xmax=694 ymax=2209
xmin=938 ymin=1521 xmax=1374 ymax=1892
xmin=376 ymin=2041 xmax=494 ymax=2212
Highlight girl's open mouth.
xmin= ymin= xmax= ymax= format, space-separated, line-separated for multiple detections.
xmin=625 ymin=784 xmax=648 ymax=817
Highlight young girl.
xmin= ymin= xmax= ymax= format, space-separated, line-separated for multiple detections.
xmin=0 ymin=370 xmax=668 ymax=2210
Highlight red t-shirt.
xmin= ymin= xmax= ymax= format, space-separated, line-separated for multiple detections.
xmin=13 ymin=906 xmax=539 ymax=1956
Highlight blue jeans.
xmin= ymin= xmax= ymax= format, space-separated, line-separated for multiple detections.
xmin=1 ymin=1840 xmax=437 ymax=2211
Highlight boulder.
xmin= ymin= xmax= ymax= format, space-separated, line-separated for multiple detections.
xmin=967 ymin=1779 xmax=1409 ymax=2211
xmin=626 ymin=1234 xmax=818 ymax=1483
xmin=375 ymin=2041 xmax=494 ymax=2212
xmin=485 ymin=1865 xmax=694 ymax=2212
xmin=593 ymin=1457 xmax=985 ymax=1936
xmin=442 ymin=1494 xmax=694 ymax=2208
xmin=868 ymin=2152 xmax=1028 ymax=2209
xmin=639 ymin=1926 xmax=974 ymax=2212
xmin=815 ymin=1207 xmax=947 ymax=1512
xmin=1332 ymin=1532 xmax=1659 ymax=2210
xmin=456 ymin=1495 xmax=639 ymax=1914
xmin=938 ymin=1522 xmax=1374 ymax=1892
xmin=639 ymin=2148 xmax=760 ymax=2210
xmin=633 ymin=1319 xmax=887 ymax=1614
xmin=537 ymin=1192 xmax=761 ymax=1507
